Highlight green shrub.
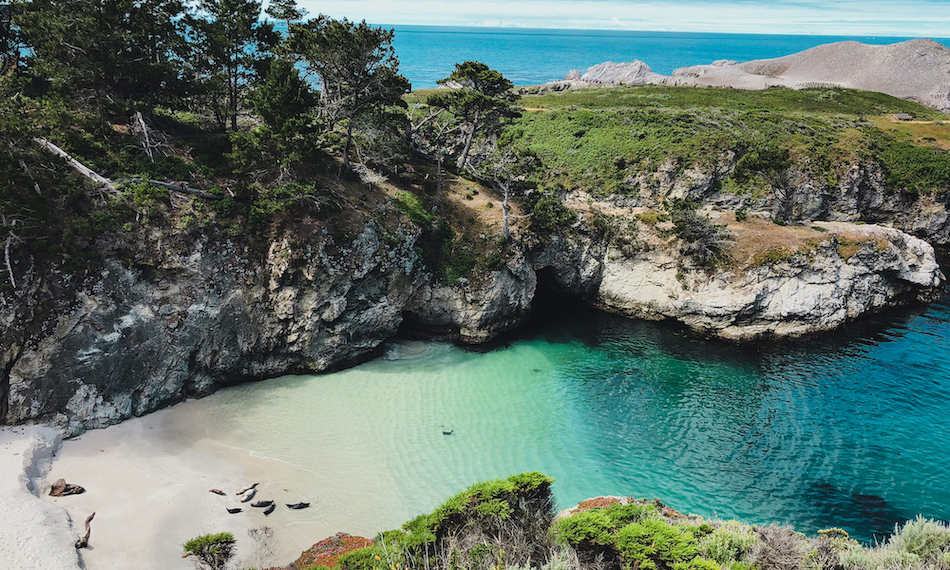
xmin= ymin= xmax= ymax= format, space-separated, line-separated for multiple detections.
xmin=182 ymin=532 xmax=236 ymax=570
xmin=552 ymin=508 xmax=618 ymax=547
xmin=667 ymin=199 xmax=733 ymax=266
xmin=394 ymin=191 xmax=434 ymax=225
xmin=886 ymin=516 xmax=950 ymax=562
xmin=733 ymin=141 xmax=790 ymax=183
xmin=699 ymin=524 xmax=757 ymax=566
xmin=606 ymin=502 xmax=661 ymax=527
xmin=673 ymin=556 xmax=722 ymax=570
xmin=616 ymin=518 xmax=700 ymax=570
xmin=530 ymin=195 xmax=576 ymax=233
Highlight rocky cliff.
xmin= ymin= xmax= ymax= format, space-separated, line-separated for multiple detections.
xmin=532 ymin=39 xmax=950 ymax=113
xmin=0 ymin=159 xmax=945 ymax=434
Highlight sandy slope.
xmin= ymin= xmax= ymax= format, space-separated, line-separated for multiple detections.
xmin=674 ymin=39 xmax=950 ymax=112
xmin=548 ymin=39 xmax=950 ymax=113
xmin=0 ymin=426 xmax=79 ymax=570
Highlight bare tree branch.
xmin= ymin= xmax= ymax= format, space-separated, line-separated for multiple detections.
xmin=33 ymin=137 xmax=118 ymax=196
xmin=2 ymin=215 xmax=23 ymax=289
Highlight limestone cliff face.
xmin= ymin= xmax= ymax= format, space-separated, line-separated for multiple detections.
xmin=1 ymin=162 xmax=946 ymax=433
xmin=591 ymin=222 xmax=942 ymax=340
xmin=594 ymin=158 xmax=950 ymax=246
xmin=3 ymin=221 xmax=422 ymax=434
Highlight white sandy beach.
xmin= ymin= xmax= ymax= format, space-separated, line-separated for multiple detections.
xmin=0 ymin=394 xmax=410 ymax=570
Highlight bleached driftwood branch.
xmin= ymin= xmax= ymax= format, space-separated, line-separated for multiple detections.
xmin=32 ymin=138 xmax=221 ymax=201
xmin=75 ymin=512 xmax=95 ymax=549
xmin=33 ymin=137 xmax=118 ymax=195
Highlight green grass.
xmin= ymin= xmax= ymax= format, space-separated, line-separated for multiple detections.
xmin=522 ymin=85 xmax=948 ymax=118
xmin=510 ymin=86 xmax=950 ymax=197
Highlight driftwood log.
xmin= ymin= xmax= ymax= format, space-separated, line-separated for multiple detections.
xmin=33 ymin=138 xmax=221 ymax=201
xmin=75 ymin=512 xmax=95 ymax=549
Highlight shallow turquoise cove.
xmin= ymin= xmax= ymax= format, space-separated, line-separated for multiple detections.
xmin=191 ymin=298 xmax=950 ymax=542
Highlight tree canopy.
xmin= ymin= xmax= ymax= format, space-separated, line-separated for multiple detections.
xmin=291 ymin=16 xmax=410 ymax=170
xmin=426 ymin=61 xmax=519 ymax=169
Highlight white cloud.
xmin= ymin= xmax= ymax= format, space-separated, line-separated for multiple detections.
xmin=292 ymin=0 xmax=950 ymax=37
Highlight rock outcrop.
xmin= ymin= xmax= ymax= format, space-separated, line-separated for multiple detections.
xmin=527 ymin=39 xmax=950 ymax=113
xmin=592 ymin=222 xmax=942 ymax=340
xmin=0 ymin=159 xmax=946 ymax=433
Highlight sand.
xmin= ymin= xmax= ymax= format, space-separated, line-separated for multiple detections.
xmin=0 ymin=426 xmax=79 ymax=570
xmin=0 ymin=404 xmax=357 ymax=570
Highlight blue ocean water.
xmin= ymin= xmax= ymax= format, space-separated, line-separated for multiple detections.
xmin=387 ymin=26 xmax=950 ymax=89
xmin=184 ymin=295 xmax=950 ymax=544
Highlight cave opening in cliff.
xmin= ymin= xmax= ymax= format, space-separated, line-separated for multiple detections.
xmin=529 ymin=267 xmax=588 ymax=327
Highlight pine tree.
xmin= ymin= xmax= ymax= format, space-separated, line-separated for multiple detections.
xmin=189 ymin=0 xmax=275 ymax=130
xmin=292 ymin=16 xmax=410 ymax=170
xmin=426 ymin=61 xmax=519 ymax=170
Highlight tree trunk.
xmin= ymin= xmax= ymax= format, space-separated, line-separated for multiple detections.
xmin=435 ymin=153 xmax=443 ymax=210
xmin=343 ymin=118 xmax=354 ymax=171
xmin=501 ymin=181 xmax=510 ymax=240
xmin=33 ymin=138 xmax=117 ymax=194
xmin=456 ymin=109 xmax=480 ymax=170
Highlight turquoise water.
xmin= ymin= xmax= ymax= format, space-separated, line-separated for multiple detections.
xmin=185 ymin=297 xmax=950 ymax=544
xmin=387 ymin=26 xmax=950 ymax=88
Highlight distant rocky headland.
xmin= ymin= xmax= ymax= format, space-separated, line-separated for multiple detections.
xmin=526 ymin=39 xmax=950 ymax=113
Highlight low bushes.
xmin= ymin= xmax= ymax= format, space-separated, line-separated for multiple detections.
xmin=287 ymin=477 xmax=950 ymax=570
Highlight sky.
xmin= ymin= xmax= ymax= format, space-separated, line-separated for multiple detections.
xmin=289 ymin=0 xmax=950 ymax=37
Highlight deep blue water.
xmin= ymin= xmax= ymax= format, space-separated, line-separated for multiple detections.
xmin=387 ymin=26 xmax=950 ymax=88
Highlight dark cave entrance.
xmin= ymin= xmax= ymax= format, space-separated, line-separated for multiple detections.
xmin=529 ymin=267 xmax=590 ymax=327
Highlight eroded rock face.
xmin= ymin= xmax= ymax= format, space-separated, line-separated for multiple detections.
xmin=1 ymin=174 xmax=946 ymax=433
xmin=403 ymin=250 xmax=536 ymax=343
xmin=592 ymin=223 xmax=943 ymax=340
xmin=4 ymin=222 xmax=423 ymax=434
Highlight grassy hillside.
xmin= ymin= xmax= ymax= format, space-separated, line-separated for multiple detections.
xmin=510 ymin=86 xmax=950 ymax=198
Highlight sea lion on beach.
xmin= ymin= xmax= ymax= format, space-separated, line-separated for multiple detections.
xmin=240 ymin=488 xmax=257 ymax=503
xmin=209 ymin=489 xmax=226 ymax=496
xmin=226 ymin=507 xmax=242 ymax=514
xmin=286 ymin=502 xmax=310 ymax=509
xmin=236 ymin=483 xmax=259 ymax=495
xmin=264 ymin=503 xmax=276 ymax=516
xmin=251 ymin=500 xmax=274 ymax=508
xmin=50 ymin=478 xmax=86 ymax=497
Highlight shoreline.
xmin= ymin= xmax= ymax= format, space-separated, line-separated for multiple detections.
xmin=1 ymin=380 xmax=424 ymax=570
xmin=0 ymin=407 xmax=371 ymax=570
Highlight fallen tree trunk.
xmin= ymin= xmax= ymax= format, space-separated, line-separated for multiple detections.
xmin=33 ymin=138 xmax=117 ymax=194
xmin=32 ymin=139 xmax=221 ymax=201
xmin=114 ymin=178 xmax=223 ymax=201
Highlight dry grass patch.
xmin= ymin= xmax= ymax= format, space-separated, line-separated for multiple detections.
xmin=868 ymin=115 xmax=950 ymax=150
xmin=723 ymin=213 xmax=831 ymax=267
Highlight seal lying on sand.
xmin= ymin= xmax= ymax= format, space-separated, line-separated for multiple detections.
xmin=236 ymin=482 xmax=259 ymax=495
xmin=226 ymin=507 xmax=242 ymax=514
xmin=49 ymin=478 xmax=85 ymax=497
xmin=286 ymin=502 xmax=310 ymax=509
xmin=240 ymin=488 xmax=257 ymax=503
xmin=209 ymin=489 xmax=226 ymax=496
xmin=264 ymin=503 xmax=276 ymax=516
xmin=251 ymin=500 xmax=274 ymax=508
